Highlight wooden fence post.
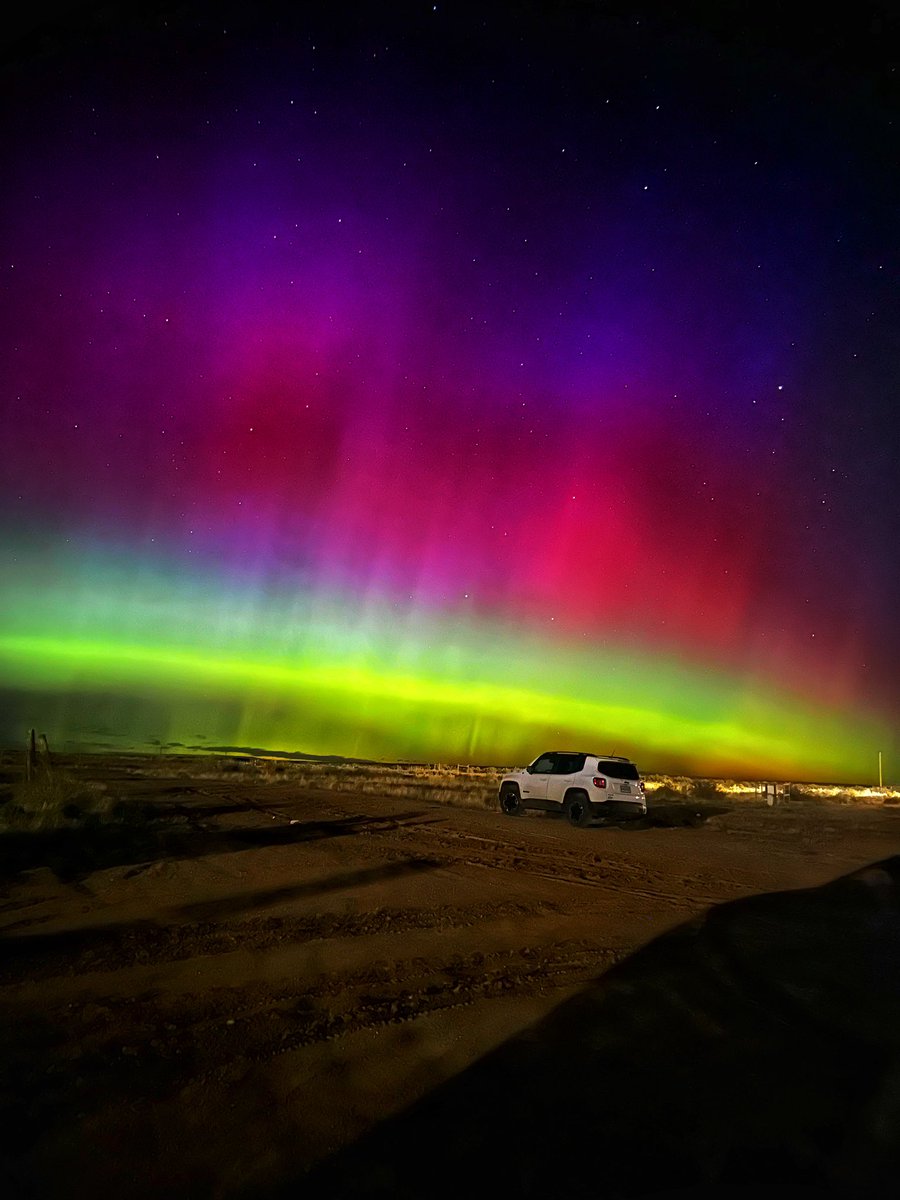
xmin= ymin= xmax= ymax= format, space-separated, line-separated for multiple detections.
xmin=38 ymin=733 xmax=53 ymax=774
xmin=25 ymin=728 xmax=36 ymax=783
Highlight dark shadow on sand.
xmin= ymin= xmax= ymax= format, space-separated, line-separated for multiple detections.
xmin=0 ymin=857 xmax=442 ymax=984
xmin=537 ymin=800 xmax=731 ymax=830
xmin=291 ymin=856 xmax=900 ymax=1200
xmin=0 ymin=810 xmax=437 ymax=884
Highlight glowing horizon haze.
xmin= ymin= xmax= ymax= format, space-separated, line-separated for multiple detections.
xmin=1 ymin=3 xmax=897 ymax=781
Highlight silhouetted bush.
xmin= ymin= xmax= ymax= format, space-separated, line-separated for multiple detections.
xmin=690 ymin=779 xmax=723 ymax=802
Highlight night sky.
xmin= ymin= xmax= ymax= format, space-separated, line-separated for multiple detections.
xmin=1 ymin=1 xmax=898 ymax=780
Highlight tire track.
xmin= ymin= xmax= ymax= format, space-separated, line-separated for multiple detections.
xmin=0 ymin=939 xmax=621 ymax=1149
xmin=364 ymin=816 xmax=731 ymax=910
xmin=0 ymin=900 xmax=565 ymax=985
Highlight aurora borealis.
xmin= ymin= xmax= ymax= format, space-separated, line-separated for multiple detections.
xmin=1 ymin=2 xmax=898 ymax=779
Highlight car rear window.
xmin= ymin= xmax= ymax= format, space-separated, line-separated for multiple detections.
xmin=596 ymin=760 xmax=640 ymax=781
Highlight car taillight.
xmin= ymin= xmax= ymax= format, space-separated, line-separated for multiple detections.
xmin=592 ymin=776 xmax=607 ymax=789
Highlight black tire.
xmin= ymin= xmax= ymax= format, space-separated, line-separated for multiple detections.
xmin=499 ymin=784 xmax=523 ymax=816
xmin=564 ymin=791 xmax=592 ymax=828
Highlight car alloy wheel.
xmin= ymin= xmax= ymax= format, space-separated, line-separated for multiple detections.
xmin=500 ymin=786 xmax=522 ymax=816
xmin=565 ymin=793 xmax=591 ymax=827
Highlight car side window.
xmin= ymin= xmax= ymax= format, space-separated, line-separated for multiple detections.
xmin=555 ymin=753 xmax=585 ymax=774
xmin=532 ymin=754 xmax=556 ymax=774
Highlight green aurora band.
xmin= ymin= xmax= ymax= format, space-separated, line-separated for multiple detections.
xmin=0 ymin=542 xmax=890 ymax=781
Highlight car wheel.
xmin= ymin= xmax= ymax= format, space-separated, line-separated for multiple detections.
xmin=499 ymin=784 xmax=523 ymax=816
xmin=564 ymin=791 xmax=592 ymax=827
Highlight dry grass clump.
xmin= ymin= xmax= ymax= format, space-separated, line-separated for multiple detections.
xmin=646 ymin=775 xmax=786 ymax=802
xmin=3 ymin=772 xmax=117 ymax=832
xmin=184 ymin=755 xmax=506 ymax=810
xmin=643 ymin=776 xmax=753 ymax=803
xmin=789 ymin=782 xmax=900 ymax=806
xmin=644 ymin=774 xmax=900 ymax=807
xmin=275 ymin=760 xmax=505 ymax=810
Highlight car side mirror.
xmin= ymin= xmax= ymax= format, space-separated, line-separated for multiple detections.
xmin=525 ymin=764 xmax=534 ymax=774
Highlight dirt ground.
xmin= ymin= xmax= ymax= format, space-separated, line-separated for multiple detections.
xmin=1 ymin=757 xmax=899 ymax=1198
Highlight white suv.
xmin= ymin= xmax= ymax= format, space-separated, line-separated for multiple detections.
xmin=498 ymin=751 xmax=646 ymax=826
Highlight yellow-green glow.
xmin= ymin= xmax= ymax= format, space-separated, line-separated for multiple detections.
xmin=0 ymin=624 xmax=888 ymax=780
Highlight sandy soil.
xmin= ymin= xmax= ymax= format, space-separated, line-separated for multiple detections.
xmin=1 ymin=758 xmax=899 ymax=1197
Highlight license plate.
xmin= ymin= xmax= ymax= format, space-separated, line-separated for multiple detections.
xmin=619 ymin=782 xmax=631 ymax=793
